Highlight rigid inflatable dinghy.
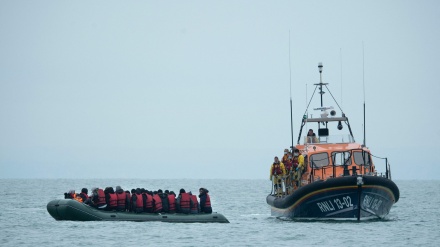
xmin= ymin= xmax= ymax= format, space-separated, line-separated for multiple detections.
xmin=47 ymin=199 xmax=229 ymax=223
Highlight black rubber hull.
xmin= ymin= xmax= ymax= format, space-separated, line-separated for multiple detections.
xmin=47 ymin=199 xmax=229 ymax=223
xmin=266 ymin=176 xmax=399 ymax=220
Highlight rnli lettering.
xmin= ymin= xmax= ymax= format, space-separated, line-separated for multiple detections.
xmin=316 ymin=196 xmax=353 ymax=213
xmin=363 ymin=195 xmax=382 ymax=210
xmin=316 ymin=200 xmax=335 ymax=212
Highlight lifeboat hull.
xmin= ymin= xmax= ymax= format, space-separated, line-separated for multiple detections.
xmin=266 ymin=176 xmax=399 ymax=220
xmin=47 ymin=199 xmax=229 ymax=223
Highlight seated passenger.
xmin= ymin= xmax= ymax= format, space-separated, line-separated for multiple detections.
xmin=159 ymin=190 xmax=170 ymax=213
xmin=189 ymin=192 xmax=199 ymax=214
xmin=143 ymin=190 xmax=154 ymax=213
xmin=115 ymin=186 xmax=127 ymax=212
xmin=133 ymin=188 xmax=144 ymax=213
xmin=104 ymin=187 xmax=117 ymax=211
xmin=167 ymin=191 xmax=176 ymax=213
xmin=74 ymin=188 xmax=88 ymax=203
xmin=125 ymin=190 xmax=131 ymax=212
xmin=129 ymin=189 xmax=138 ymax=212
xmin=90 ymin=187 xmax=107 ymax=209
xmin=176 ymin=189 xmax=192 ymax=214
xmin=199 ymin=188 xmax=212 ymax=214
xmin=152 ymin=191 xmax=163 ymax=213
xmin=64 ymin=189 xmax=75 ymax=199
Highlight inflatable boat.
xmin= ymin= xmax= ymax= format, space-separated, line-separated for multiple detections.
xmin=47 ymin=199 xmax=229 ymax=223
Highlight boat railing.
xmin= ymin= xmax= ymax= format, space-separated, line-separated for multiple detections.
xmin=303 ymin=134 xmax=354 ymax=145
xmin=370 ymin=153 xmax=392 ymax=180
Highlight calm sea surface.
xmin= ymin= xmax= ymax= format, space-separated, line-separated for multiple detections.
xmin=0 ymin=179 xmax=438 ymax=247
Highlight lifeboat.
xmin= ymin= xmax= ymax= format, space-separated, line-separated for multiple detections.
xmin=266 ymin=63 xmax=400 ymax=220
xmin=47 ymin=199 xmax=229 ymax=223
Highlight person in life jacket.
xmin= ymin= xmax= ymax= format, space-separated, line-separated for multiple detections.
xmin=189 ymin=192 xmax=199 ymax=214
xmin=199 ymin=188 xmax=212 ymax=214
xmin=176 ymin=189 xmax=192 ymax=214
xmin=64 ymin=189 xmax=76 ymax=199
xmin=270 ymin=156 xmax=286 ymax=195
xmin=292 ymin=149 xmax=305 ymax=187
xmin=104 ymin=187 xmax=117 ymax=211
xmin=143 ymin=190 xmax=154 ymax=213
xmin=133 ymin=188 xmax=144 ymax=213
xmin=282 ymin=149 xmax=292 ymax=167
xmin=125 ymin=190 xmax=132 ymax=212
xmin=91 ymin=187 xmax=107 ymax=209
xmin=167 ymin=191 xmax=177 ymax=213
xmin=152 ymin=191 xmax=163 ymax=213
xmin=115 ymin=186 xmax=128 ymax=212
xmin=282 ymin=149 xmax=294 ymax=194
xmin=159 ymin=190 xmax=169 ymax=213
xmin=130 ymin=189 xmax=137 ymax=213
xmin=74 ymin=188 xmax=89 ymax=203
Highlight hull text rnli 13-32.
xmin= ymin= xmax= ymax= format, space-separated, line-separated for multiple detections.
xmin=266 ymin=63 xmax=399 ymax=221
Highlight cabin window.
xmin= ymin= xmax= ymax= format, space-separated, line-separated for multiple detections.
xmin=331 ymin=151 xmax=352 ymax=166
xmin=309 ymin=152 xmax=329 ymax=168
xmin=353 ymin=151 xmax=371 ymax=166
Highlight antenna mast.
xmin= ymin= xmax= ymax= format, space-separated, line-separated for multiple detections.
xmin=363 ymin=43 xmax=366 ymax=147
xmin=289 ymin=31 xmax=294 ymax=150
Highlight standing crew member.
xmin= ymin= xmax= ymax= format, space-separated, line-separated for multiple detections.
xmin=269 ymin=156 xmax=286 ymax=196
xmin=292 ymin=149 xmax=305 ymax=187
xmin=282 ymin=150 xmax=294 ymax=194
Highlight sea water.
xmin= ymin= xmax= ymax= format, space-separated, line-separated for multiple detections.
xmin=0 ymin=179 xmax=438 ymax=247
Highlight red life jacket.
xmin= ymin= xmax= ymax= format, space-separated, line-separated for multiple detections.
xmin=284 ymin=160 xmax=293 ymax=171
xmin=108 ymin=193 xmax=117 ymax=208
xmin=135 ymin=193 xmax=143 ymax=209
xmin=116 ymin=191 xmax=126 ymax=208
xmin=180 ymin=193 xmax=191 ymax=210
xmin=153 ymin=194 xmax=162 ymax=213
xmin=272 ymin=163 xmax=282 ymax=175
xmin=97 ymin=189 xmax=106 ymax=205
xmin=190 ymin=195 xmax=199 ymax=213
xmin=145 ymin=194 xmax=154 ymax=210
xmin=168 ymin=194 xmax=176 ymax=211
xmin=292 ymin=156 xmax=299 ymax=168
xmin=205 ymin=194 xmax=211 ymax=207
xmin=80 ymin=192 xmax=89 ymax=200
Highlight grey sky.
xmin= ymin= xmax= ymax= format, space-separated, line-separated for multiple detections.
xmin=1 ymin=1 xmax=439 ymax=179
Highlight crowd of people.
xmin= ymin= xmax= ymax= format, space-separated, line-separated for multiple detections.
xmin=64 ymin=187 xmax=212 ymax=214
xmin=269 ymin=147 xmax=305 ymax=196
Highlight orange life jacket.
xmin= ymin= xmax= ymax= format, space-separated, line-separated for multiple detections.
xmin=73 ymin=193 xmax=82 ymax=203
